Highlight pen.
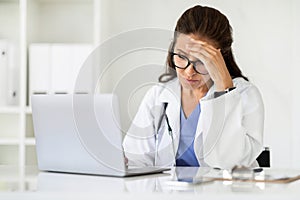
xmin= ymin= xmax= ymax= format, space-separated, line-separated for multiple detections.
xmin=213 ymin=167 xmax=263 ymax=172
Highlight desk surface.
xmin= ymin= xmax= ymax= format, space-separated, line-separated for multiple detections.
xmin=1 ymin=165 xmax=300 ymax=200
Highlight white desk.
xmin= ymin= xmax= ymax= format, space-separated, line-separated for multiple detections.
xmin=0 ymin=165 xmax=300 ymax=200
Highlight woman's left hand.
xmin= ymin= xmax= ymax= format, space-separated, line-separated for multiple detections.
xmin=186 ymin=38 xmax=233 ymax=91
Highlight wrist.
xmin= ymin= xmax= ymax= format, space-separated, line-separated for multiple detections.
xmin=213 ymin=86 xmax=236 ymax=98
xmin=214 ymin=79 xmax=233 ymax=92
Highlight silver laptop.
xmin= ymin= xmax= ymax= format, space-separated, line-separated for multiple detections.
xmin=31 ymin=94 xmax=169 ymax=177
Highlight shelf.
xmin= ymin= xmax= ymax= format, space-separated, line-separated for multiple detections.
xmin=0 ymin=145 xmax=18 ymax=165
xmin=0 ymin=106 xmax=21 ymax=114
xmin=25 ymin=138 xmax=36 ymax=146
xmin=25 ymin=107 xmax=32 ymax=114
xmin=32 ymin=0 xmax=92 ymax=3
xmin=0 ymin=106 xmax=33 ymax=114
xmin=26 ymin=145 xmax=37 ymax=165
xmin=0 ymin=165 xmax=38 ymax=182
xmin=1 ymin=0 xmax=100 ymax=173
xmin=0 ymin=138 xmax=19 ymax=145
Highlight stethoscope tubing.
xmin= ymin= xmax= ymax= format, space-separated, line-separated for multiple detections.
xmin=154 ymin=103 xmax=176 ymax=166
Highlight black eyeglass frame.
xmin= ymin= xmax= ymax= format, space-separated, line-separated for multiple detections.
xmin=170 ymin=52 xmax=209 ymax=75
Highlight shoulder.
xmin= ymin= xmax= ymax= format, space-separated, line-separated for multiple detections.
xmin=233 ymin=77 xmax=252 ymax=90
xmin=145 ymin=78 xmax=180 ymax=98
xmin=233 ymin=78 xmax=261 ymax=95
xmin=233 ymin=77 xmax=264 ymax=106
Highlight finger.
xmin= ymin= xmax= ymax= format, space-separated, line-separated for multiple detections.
xmin=189 ymin=38 xmax=206 ymax=45
xmin=187 ymin=46 xmax=211 ymax=59
xmin=187 ymin=46 xmax=218 ymax=65
xmin=189 ymin=38 xmax=219 ymax=53
xmin=189 ymin=50 xmax=220 ymax=72
xmin=187 ymin=43 xmax=219 ymax=58
xmin=189 ymin=51 xmax=214 ymax=72
xmin=189 ymin=38 xmax=206 ymax=43
xmin=185 ymin=42 xmax=210 ymax=57
xmin=188 ymin=46 xmax=222 ymax=66
xmin=188 ymin=49 xmax=206 ymax=62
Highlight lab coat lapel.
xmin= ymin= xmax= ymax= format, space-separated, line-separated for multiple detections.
xmin=157 ymin=79 xmax=216 ymax=166
xmin=195 ymin=83 xmax=215 ymax=140
xmin=158 ymin=79 xmax=181 ymax=164
xmin=194 ymin=83 xmax=215 ymax=166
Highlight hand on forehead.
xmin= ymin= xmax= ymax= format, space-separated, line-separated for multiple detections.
xmin=175 ymin=34 xmax=219 ymax=56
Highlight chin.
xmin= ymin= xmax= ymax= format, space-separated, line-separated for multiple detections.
xmin=181 ymin=79 xmax=211 ymax=91
xmin=181 ymin=82 xmax=201 ymax=90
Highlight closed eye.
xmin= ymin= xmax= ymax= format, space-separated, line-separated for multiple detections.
xmin=177 ymin=54 xmax=188 ymax=60
xmin=194 ymin=60 xmax=204 ymax=65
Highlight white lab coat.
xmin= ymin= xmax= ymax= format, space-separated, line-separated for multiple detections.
xmin=123 ymin=77 xmax=264 ymax=169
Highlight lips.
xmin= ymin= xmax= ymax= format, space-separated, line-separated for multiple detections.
xmin=185 ymin=78 xmax=198 ymax=82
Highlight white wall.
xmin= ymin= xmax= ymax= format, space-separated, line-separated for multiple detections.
xmin=98 ymin=0 xmax=299 ymax=168
xmin=291 ymin=0 xmax=300 ymax=168
xmin=27 ymin=0 xmax=93 ymax=43
xmin=0 ymin=1 xmax=19 ymax=42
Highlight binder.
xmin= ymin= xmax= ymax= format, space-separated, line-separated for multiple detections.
xmin=29 ymin=44 xmax=51 ymax=96
xmin=29 ymin=43 xmax=93 ymax=102
xmin=0 ymin=40 xmax=8 ymax=106
xmin=51 ymin=44 xmax=71 ymax=94
xmin=0 ymin=40 xmax=19 ymax=106
xmin=69 ymin=44 xmax=93 ymax=94
xmin=6 ymin=42 xmax=19 ymax=105
xmin=51 ymin=44 xmax=93 ymax=94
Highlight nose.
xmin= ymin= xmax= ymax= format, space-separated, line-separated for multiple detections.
xmin=185 ymin=63 xmax=196 ymax=77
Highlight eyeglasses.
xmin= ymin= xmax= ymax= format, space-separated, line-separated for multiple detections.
xmin=170 ymin=52 xmax=209 ymax=75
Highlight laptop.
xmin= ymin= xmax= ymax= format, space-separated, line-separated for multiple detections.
xmin=31 ymin=94 xmax=169 ymax=177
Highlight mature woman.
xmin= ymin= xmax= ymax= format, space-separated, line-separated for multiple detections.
xmin=123 ymin=5 xmax=264 ymax=169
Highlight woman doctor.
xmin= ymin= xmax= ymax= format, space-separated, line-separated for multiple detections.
xmin=123 ymin=5 xmax=264 ymax=169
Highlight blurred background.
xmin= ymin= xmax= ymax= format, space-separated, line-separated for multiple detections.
xmin=0 ymin=0 xmax=299 ymax=170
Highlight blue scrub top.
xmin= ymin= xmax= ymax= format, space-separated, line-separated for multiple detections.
xmin=175 ymin=104 xmax=200 ymax=167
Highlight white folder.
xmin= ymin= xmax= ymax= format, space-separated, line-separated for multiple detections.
xmin=29 ymin=43 xmax=93 ymax=100
xmin=51 ymin=44 xmax=71 ymax=94
xmin=29 ymin=44 xmax=51 ymax=95
xmin=69 ymin=44 xmax=93 ymax=94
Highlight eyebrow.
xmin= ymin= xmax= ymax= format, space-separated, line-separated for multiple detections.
xmin=175 ymin=48 xmax=188 ymax=56
xmin=175 ymin=48 xmax=203 ymax=63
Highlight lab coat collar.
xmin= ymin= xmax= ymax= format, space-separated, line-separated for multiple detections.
xmin=158 ymin=77 xmax=216 ymax=103
xmin=157 ymin=78 xmax=181 ymax=103
xmin=157 ymin=78 xmax=216 ymax=165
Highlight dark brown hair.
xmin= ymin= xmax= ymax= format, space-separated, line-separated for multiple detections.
xmin=159 ymin=5 xmax=248 ymax=82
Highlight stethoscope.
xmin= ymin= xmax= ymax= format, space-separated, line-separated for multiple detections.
xmin=154 ymin=102 xmax=176 ymax=166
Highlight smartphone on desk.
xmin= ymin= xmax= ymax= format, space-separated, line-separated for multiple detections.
xmin=165 ymin=177 xmax=214 ymax=187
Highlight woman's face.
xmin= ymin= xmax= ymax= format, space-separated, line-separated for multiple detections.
xmin=173 ymin=34 xmax=213 ymax=91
